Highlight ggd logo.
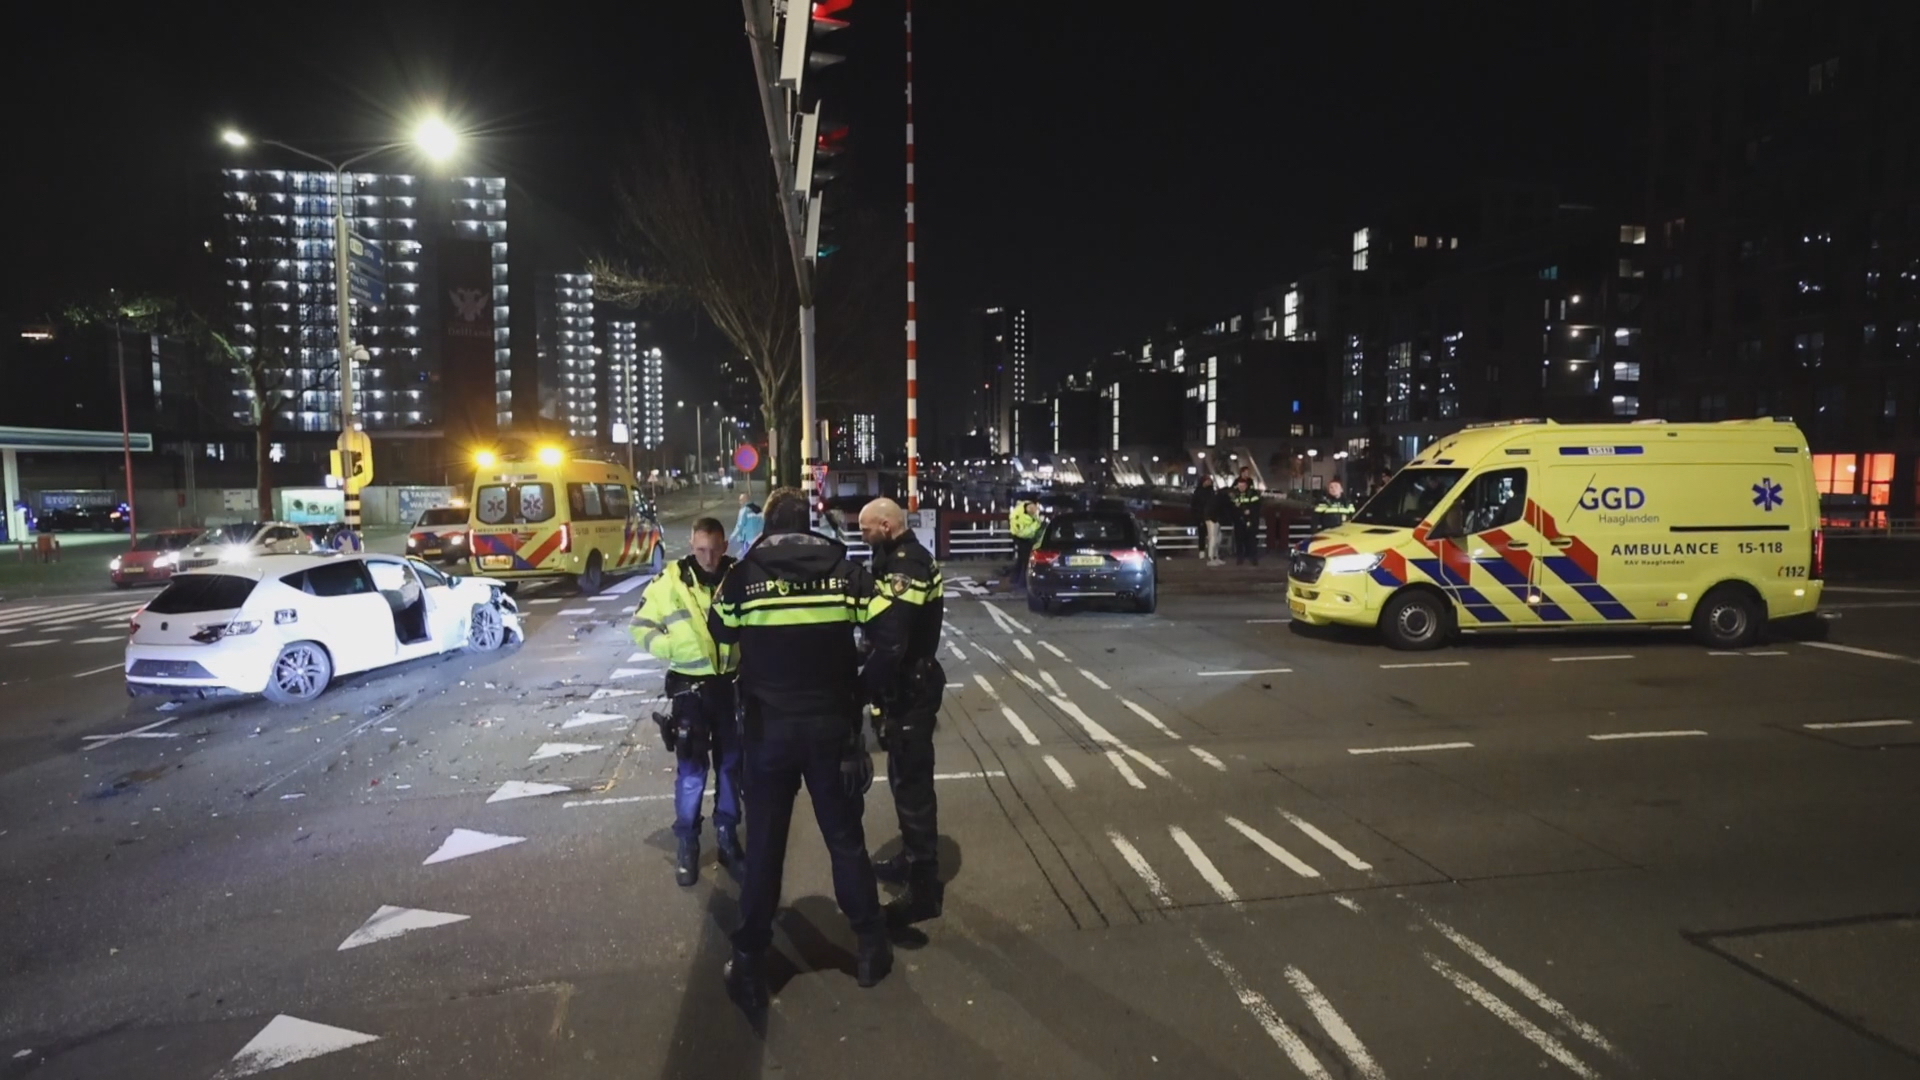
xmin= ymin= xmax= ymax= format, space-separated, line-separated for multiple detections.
xmin=1579 ymin=485 xmax=1646 ymax=511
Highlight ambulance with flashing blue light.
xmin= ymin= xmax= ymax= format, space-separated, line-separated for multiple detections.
xmin=1287 ymin=419 xmax=1823 ymax=650
xmin=466 ymin=445 xmax=664 ymax=594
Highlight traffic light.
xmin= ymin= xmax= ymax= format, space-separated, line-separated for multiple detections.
xmin=778 ymin=0 xmax=851 ymax=102
xmin=778 ymin=0 xmax=854 ymax=264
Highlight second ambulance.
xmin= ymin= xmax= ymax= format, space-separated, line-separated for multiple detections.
xmin=1288 ymin=418 xmax=1823 ymax=649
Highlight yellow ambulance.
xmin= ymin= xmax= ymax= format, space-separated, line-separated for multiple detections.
xmin=1288 ymin=419 xmax=1823 ymax=650
xmin=466 ymin=446 xmax=664 ymax=594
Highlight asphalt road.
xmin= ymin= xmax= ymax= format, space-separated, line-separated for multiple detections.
xmin=2 ymin=553 xmax=1918 ymax=1079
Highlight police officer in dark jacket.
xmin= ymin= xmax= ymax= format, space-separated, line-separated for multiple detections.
xmin=1313 ymin=479 xmax=1358 ymax=533
xmin=709 ymin=488 xmax=900 ymax=1013
xmin=857 ymin=497 xmax=947 ymax=925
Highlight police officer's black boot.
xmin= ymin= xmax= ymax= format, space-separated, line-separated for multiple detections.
xmin=724 ymin=949 xmax=769 ymax=1013
xmin=871 ymin=853 xmax=910 ymax=885
xmin=715 ymin=825 xmax=746 ymax=870
xmin=885 ymin=864 xmax=945 ymax=926
xmin=855 ymin=931 xmax=894 ymax=988
xmin=675 ymin=835 xmax=699 ymax=887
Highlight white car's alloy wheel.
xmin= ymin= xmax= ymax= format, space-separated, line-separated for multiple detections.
xmin=467 ymin=604 xmax=505 ymax=652
xmin=264 ymin=642 xmax=332 ymax=704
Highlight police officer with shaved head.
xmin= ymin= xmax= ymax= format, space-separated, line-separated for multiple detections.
xmin=857 ymin=496 xmax=947 ymax=926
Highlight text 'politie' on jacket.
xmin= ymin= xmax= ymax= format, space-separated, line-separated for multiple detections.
xmin=706 ymin=530 xmax=913 ymax=728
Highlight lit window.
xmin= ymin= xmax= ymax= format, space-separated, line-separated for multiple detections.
xmin=1414 ymin=235 xmax=1428 ymax=249
xmin=1620 ymin=225 xmax=1647 ymax=245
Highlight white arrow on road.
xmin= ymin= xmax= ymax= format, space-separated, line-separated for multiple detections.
xmin=588 ymin=687 xmax=649 ymax=701
xmin=422 ymin=828 xmax=525 ymax=866
xmin=486 ymin=780 xmax=572 ymax=804
xmin=337 ymin=905 xmax=469 ymax=951
xmin=214 ymin=1015 xmax=379 ymax=1078
xmin=529 ymin=742 xmax=603 ymax=762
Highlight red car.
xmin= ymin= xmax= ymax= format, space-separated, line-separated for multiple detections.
xmin=110 ymin=529 xmax=204 ymax=588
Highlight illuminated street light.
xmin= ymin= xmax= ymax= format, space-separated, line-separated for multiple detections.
xmin=221 ymin=114 xmax=463 ymax=535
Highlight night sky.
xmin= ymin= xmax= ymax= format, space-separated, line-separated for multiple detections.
xmin=7 ymin=1 xmax=1646 ymax=447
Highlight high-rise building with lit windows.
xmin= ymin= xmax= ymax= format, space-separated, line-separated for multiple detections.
xmin=536 ymin=272 xmax=596 ymax=439
xmin=976 ymin=306 xmax=1029 ymax=455
xmin=217 ymin=169 xmax=512 ymax=437
xmin=834 ymin=412 xmax=877 ymax=463
xmin=642 ymin=346 xmax=664 ymax=450
xmin=605 ymin=321 xmax=638 ymax=445
xmin=603 ymin=325 xmax=664 ymax=453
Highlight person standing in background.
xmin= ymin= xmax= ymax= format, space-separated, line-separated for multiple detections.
xmin=1189 ymin=475 xmax=1216 ymax=561
xmin=1230 ymin=477 xmax=1262 ymax=566
xmin=730 ymin=493 xmax=764 ymax=551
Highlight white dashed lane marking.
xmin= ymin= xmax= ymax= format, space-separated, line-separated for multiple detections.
xmin=1804 ymin=719 xmax=1912 ymax=730
xmin=1802 ymin=641 xmax=1920 ymax=664
xmin=1587 ymin=729 xmax=1708 ymax=741
xmin=1549 ymin=654 xmax=1634 ymax=663
xmin=1198 ymin=668 xmax=1292 ymax=677
xmin=1347 ymin=741 xmax=1474 ymax=756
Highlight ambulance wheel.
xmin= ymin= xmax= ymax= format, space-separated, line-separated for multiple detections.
xmin=1381 ymin=590 xmax=1451 ymax=651
xmin=577 ymin=552 xmax=604 ymax=596
xmin=1692 ymin=586 xmax=1762 ymax=649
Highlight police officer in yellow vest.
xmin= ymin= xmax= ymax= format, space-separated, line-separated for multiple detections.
xmin=1008 ymin=498 xmax=1044 ymax=588
xmin=632 ymin=516 xmax=742 ymax=887
xmin=1313 ymin=479 xmax=1358 ymax=533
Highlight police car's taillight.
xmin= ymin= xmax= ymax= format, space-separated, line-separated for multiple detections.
xmin=1811 ymin=528 xmax=1825 ymax=580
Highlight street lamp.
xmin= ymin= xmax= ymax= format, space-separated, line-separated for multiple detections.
xmin=676 ymin=399 xmax=721 ymax=508
xmin=220 ymin=117 xmax=459 ymax=535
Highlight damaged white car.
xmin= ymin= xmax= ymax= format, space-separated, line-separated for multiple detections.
xmin=125 ymin=553 xmax=522 ymax=704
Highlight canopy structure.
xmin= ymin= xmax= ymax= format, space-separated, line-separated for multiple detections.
xmin=2 ymin=425 xmax=153 ymax=540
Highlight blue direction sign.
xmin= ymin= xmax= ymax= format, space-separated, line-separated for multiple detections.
xmin=347 ymin=233 xmax=386 ymax=307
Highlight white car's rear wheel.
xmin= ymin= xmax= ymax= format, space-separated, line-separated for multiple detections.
xmin=262 ymin=642 xmax=332 ymax=704
xmin=466 ymin=603 xmax=506 ymax=652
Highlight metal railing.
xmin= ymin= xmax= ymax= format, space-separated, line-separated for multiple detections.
xmin=1823 ymin=518 xmax=1920 ymax=538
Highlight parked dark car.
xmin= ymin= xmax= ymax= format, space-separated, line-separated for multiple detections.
xmin=1026 ymin=510 xmax=1158 ymax=615
xmin=36 ymin=506 xmax=130 ymax=532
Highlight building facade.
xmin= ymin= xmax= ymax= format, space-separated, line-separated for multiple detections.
xmin=535 ymin=272 xmax=596 ymax=440
xmin=977 ymin=306 xmax=1029 ymax=455
xmin=217 ymin=169 xmax=511 ymax=439
xmin=1644 ymin=1 xmax=1920 ymax=521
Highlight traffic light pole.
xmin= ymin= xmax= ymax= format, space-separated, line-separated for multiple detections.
xmin=332 ymin=166 xmax=359 ymax=534
xmin=741 ymin=0 xmax=819 ymax=512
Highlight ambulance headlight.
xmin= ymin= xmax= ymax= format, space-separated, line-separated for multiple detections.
xmin=1324 ymin=552 xmax=1385 ymax=576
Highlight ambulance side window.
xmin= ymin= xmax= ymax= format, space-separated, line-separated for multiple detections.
xmin=1441 ymin=468 xmax=1528 ymax=535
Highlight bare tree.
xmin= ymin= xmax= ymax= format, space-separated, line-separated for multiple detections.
xmin=183 ymin=311 xmax=335 ymax=516
xmin=593 ymin=101 xmax=896 ymax=484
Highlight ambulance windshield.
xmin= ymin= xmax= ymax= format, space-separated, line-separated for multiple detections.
xmin=1351 ymin=468 xmax=1465 ymax=529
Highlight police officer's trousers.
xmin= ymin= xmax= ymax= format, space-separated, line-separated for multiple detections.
xmin=667 ymin=675 xmax=741 ymax=842
xmin=1233 ymin=522 xmax=1258 ymax=565
xmin=885 ymin=712 xmax=939 ymax=871
xmin=732 ymin=727 xmax=883 ymax=955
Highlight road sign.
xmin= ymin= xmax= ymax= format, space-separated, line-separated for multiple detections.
xmin=734 ymin=444 xmax=760 ymax=473
xmin=347 ymin=233 xmax=386 ymax=307
xmin=810 ymin=463 xmax=829 ymax=490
